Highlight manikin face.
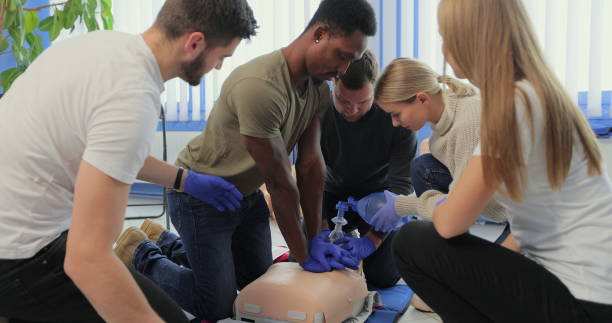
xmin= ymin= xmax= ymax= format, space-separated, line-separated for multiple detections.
xmin=305 ymin=28 xmax=367 ymax=83
xmin=180 ymin=37 xmax=241 ymax=86
xmin=332 ymin=80 xmax=374 ymax=121
xmin=378 ymin=94 xmax=432 ymax=131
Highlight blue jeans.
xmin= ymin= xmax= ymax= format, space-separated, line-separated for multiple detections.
xmin=133 ymin=190 xmax=272 ymax=321
xmin=410 ymin=153 xmax=453 ymax=197
xmin=411 ymin=153 xmax=510 ymax=243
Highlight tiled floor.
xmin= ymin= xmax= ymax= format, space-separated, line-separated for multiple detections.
xmin=123 ymin=198 xmax=511 ymax=323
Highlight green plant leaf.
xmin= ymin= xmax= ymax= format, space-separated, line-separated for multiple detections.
xmin=63 ymin=2 xmax=81 ymax=30
xmin=10 ymin=41 xmax=28 ymax=66
xmin=101 ymin=12 xmax=113 ymax=30
xmin=0 ymin=37 xmax=9 ymax=52
xmin=0 ymin=67 xmax=21 ymax=92
xmin=4 ymin=10 xmax=17 ymax=28
xmin=101 ymin=0 xmax=112 ymax=12
xmin=49 ymin=14 xmax=63 ymax=41
xmin=86 ymin=0 xmax=97 ymax=16
xmin=24 ymin=11 xmax=38 ymax=33
xmin=39 ymin=16 xmax=54 ymax=31
xmin=83 ymin=14 xmax=99 ymax=31
xmin=8 ymin=27 xmax=23 ymax=46
xmin=7 ymin=0 xmax=17 ymax=11
xmin=27 ymin=34 xmax=43 ymax=63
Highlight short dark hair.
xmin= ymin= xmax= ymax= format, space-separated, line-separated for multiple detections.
xmin=155 ymin=0 xmax=258 ymax=47
xmin=306 ymin=0 xmax=376 ymax=37
xmin=336 ymin=49 xmax=378 ymax=90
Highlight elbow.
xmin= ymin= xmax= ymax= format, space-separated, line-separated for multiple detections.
xmin=432 ymin=215 xmax=461 ymax=239
xmin=296 ymin=156 xmax=325 ymax=176
xmin=64 ymin=250 xmax=86 ymax=283
xmin=434 ymin=222 xmax=458 ymax=239
xmin=64 ymin=242 xmax=103 ymax=283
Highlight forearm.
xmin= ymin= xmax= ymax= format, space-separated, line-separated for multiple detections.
xmin=65 ymin=249 xmax=162 ymax=323
xmin=364 ymin=231 xmax=382 ymax=248
xmin=500 ymin=233 xmax=523 ymax=253
xmin=267 ymin=182 xmax=309 ymax=263
xmin=137 ymin=156 xmax=188 ymax=190
xmin=69 ymin=161 xmax=162 ymax=322
xmin=296 ymin=158 xmax=325 ymax=240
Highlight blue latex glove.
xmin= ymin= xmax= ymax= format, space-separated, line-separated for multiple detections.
xmin=301 ymin=255 xmax=331 ymax=273
xmin=334 ymin=236 xmax=377 ymax=261
xmin=369 ymin=190 xmax=403 ymax=232
xmin=183 ymin=170 xmax=243 ymax=212
xmin=302 ymin=231 xmax=359 ymax=273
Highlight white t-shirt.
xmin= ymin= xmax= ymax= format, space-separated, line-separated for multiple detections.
xmin=0 ymin=31 xmax=164 ymax=259
xmin=474 ymin=80 xmax=612 ymax=304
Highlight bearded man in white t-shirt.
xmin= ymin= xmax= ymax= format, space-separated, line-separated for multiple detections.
xmin=0 ymin=1 xmax=257 ymax=322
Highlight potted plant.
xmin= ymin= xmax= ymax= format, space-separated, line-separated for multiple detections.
xmin=0 ymin=0 xmax=113 ymax=92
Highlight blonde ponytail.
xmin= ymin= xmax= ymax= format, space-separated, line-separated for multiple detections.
xmin=375 ymin=57 xmax=475 ymax=104
xmin=437 ymin=75 xmax=476 ymax=97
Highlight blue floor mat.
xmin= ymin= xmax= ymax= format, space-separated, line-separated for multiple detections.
xmin=366 ymin=285 xmax=414 ymax=323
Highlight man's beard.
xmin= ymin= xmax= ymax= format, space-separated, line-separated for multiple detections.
xmin=180 ymin=50 xmax=206 ymax=86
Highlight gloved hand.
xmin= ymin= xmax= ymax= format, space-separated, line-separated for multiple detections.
xmin=317 ymin=229 xmax=332 ymax=242
xmin=301 ymin=255 xmax=331 ymax=273
xmin=334 ymin=236 xmax=377 ymax=261
xmin=369 ymin=190 xmax=403 ymax=232
xmin=183 ymin=170 xmax=243 ymax=212
xmin=303 ymin=232 xmax=359 ymax=273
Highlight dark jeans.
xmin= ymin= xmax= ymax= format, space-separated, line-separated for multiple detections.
xmin=323 ymin=191 xmax=401 ymax=289
xmin=392 ymin=221 xmax=612 ymax=322
xmin=410 ymin=153 xmax=453 ymax=197
xmin=134 ymin=190 xmax=272 ymax=322
xmin=0 ymin=231 xmax=188 ymax=323
xmin=411 ymin=153 xmax=510 ymax=243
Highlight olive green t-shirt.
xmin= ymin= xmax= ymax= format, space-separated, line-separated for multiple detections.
xmin=176 ymin=50 xmax=330 ymax=195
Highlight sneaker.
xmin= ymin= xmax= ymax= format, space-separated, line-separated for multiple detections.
xmin=140 ymin=219 xmax=165 ymax=244
xmin=114 ymin=227 xmax=148 ymax=266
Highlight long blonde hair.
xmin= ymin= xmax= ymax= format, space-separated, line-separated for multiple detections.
xmin=375 ymin=57 xmax=475 ymax=105
xmin=438 ymin=0 xmax=602 ymax=201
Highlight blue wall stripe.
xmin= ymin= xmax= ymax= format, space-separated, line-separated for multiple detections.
xmin=157 ymin=120 xmax=206 ymax=132
xmin=396 ymin=0 xmax=402 ymax=58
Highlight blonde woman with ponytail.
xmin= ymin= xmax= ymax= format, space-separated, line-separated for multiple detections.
xmin=372 ymin=58 xmax=508 ymax=231
xmin=390 ymin=0 xmax=612 ymax=322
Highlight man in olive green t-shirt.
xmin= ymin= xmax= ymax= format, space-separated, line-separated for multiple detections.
xmin=132 ymin=0 xmax=377 ymax=321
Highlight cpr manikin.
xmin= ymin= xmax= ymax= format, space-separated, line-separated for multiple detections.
xmin=234 ymin=262 xmax=369 ymax=323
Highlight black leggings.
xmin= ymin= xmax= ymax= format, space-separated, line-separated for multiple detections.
xmin=0 ymin=231 xmax=189 ymax=323
xmin=392 ymin=221 xmax=612 ymax=323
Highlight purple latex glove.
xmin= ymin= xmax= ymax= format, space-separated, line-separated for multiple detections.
xmin=183 ymin=170 xmax=243 ymax=212
xmin=370 ymin=190 xmax=403 ymax=232
xmin=334 ymin=236 xmax=377 ymax=261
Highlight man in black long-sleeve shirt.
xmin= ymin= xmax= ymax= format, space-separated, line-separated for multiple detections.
xmin=321 ymin=50 xmax=417 ymax=288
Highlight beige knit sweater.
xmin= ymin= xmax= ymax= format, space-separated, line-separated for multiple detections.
xmin=395 ymin=93 xmax=507 ymax=222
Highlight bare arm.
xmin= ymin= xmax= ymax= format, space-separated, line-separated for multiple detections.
xmin=500 ymin=233 xmax=523 ymax=253
xmin=137 ymin=156 xmax=189 ymax=190
xmin=65 ymin=161 xmax=162 ymax=323
xmin=432 ymin=156 xmax=496 ymax=238
xmin=243 ymin=135 xmax=309 ymax=263
xmin=295 ymin=117 xmax=326 ymax=240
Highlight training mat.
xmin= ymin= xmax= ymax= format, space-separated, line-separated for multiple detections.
xmin=366 ymin=284 xmax=414 ymax=323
